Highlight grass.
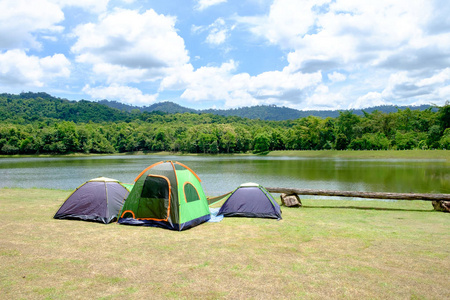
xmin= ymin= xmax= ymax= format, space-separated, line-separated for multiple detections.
xmin=0 ymin=188 xmax=449 ymax=299
xmin=268 ymin=149 xmax=450 ymax=162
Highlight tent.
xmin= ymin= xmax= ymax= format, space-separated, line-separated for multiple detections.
xmin=218 ymin=182 xmax=282 ymax=220
xmin=54 ymin=177 xmax=130 ymax=224
xmin=118 ymin=161 xmax=210 ymax=231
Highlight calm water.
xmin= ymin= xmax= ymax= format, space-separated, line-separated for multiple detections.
xmin=0 ymin=155 xmax=449 ymax=197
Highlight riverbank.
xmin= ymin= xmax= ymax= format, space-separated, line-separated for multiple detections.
xmin=267 ymin=149 xmax=450 ymax=161
xmin=1 ymin=188 xmax=448 ymax=299
xmin=2 ymin=149 xmax=449 ymax=161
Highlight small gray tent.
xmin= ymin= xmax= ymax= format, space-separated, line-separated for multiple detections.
xmin=54 ymin=177 xmax=130 ymax=224
xmin=218 ymin=182 xmax=282 ymax=220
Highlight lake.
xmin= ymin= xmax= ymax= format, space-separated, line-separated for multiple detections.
xmin=0 ymin=154 xmax=449 ymax=197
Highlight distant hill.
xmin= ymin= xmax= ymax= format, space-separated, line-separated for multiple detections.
xmin=204 ymin=104 xmax=436 ymax=120
xmin=0 ymin=92 xmax=437 ymax=123
xmin=98 ymin=100 xmax=197 ymax=114
xmin=99 ymin=99 xmax=435 ymax=121
xmin=202 ymin=105 xmax=303 ymax=121
xmin=97 ymin=99 xmax=140 ymax=112
xmin=0 ymin=92 xmax=129 ymax=123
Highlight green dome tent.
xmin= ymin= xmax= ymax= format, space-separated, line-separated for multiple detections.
xmin=118 ymin=161 xmax=210 ymax=231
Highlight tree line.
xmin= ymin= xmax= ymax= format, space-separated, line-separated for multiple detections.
xmin=1 ymin=102 xmax=449 ymax=155
xmin=1 ymin=92 xmax=437 ymax=122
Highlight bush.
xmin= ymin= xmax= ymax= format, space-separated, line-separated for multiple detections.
xmin=349 ymin=133 xmax=390 ymax=150
xmin=439 ymin=128 xmax=450 ymax=149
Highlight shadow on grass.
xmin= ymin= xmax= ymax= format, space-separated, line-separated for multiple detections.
xmin=300 ymin=205 xmax=435 ymax=213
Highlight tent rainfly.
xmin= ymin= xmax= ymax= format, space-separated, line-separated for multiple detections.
xmin=118 ymin=161 xmax=210 ymax=231
xmin=54 ymin=177 xmax=130 ymax=224
xmin=218 ymin=182 xmax=282 ymax=220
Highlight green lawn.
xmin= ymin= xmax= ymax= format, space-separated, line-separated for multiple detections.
xmin=268 ymin=149 xmax=450 ymax=162
xmin=0 ymin=188 xmax=449 ymax=299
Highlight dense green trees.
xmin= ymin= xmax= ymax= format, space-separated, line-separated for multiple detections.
xmin=0 ymin=93 xmax=129 ymax=123
xmin=0 ymin=94 xmax=449 ymax=155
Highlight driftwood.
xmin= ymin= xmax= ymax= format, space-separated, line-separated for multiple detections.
xmin=432 ymin=201 xmax=450 ymax=212
xmin=266 ymin=187 xmax=450 ymax=202
xmin=280 ymin=193 xmax=302 ymax=207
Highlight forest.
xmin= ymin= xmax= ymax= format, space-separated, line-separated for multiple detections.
xmin=0 ymin=93 xmax=449 ymax=155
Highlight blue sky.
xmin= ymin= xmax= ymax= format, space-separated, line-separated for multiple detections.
xmin=0 ymin=0 xmax=449 ymax=110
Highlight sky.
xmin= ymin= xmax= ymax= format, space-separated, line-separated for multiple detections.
xmin=0 ymin=0 xmax=449 ymax=110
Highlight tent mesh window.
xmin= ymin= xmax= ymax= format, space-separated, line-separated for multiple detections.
xmin=138 ymin=176 xmax=170 ymax=219
xmin=141 ymin=176 xmax=168 ymax=199
xmin=184 ymin=183 xmax=200 ymax=203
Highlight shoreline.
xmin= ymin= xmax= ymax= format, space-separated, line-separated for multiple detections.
xmin=1 ymin=149 xmax=449 ymax=161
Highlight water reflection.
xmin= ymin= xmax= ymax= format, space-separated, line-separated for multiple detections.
xmin=0 ymin=155 xmax=448 ymax=196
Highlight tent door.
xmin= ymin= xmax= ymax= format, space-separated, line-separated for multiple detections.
xmin=137 ymin=175 xmax=171 ymax=221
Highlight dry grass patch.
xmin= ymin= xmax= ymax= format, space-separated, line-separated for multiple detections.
xmin=0 ymin=188 xmax=449 ymax=299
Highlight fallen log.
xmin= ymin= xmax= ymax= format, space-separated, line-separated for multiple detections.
xmin=265 ymin=187 xmax=450 ymax=201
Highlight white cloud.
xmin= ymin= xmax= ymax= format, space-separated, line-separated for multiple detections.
xmin=206 ymin=18 xmax=229 ymax=45
xmin=91 ymin=63 xmax=149 ymax=84
xmin=234 ymin=0 xmax=450 ymax=109
xmin=54 ymin=0 xmax=110 ymax=13
xmin=0 ymin=0 xmax=447 ymax=110
xmin=195 ymin=0 xmax=227 ymax=11
xmin=328 ymin=72 xmax=347 ymax=83
xmin=40 ymin=54 xmax=71 ymax=78
xmin=301 ymin=0 xmax=427 ymax=53
xmin=0 ymin=0 xmax=112 ymax=51
xmin=161 ymin=59 xmax=323 ymax=108
xmin=71 ymin=8 xmax=190 ymax=84
xmin=0 ymin=50 xmax=70 ymax=87
xmin=0 ymin=0 xmax=64 ymax=50
xmin=178 ymin=60 xmax=238 ymax=103
xmin=273 ymin=0 xmax=436 ymax=73
xmin=376 ymin=68 xmax=450 ymax=105
xmin=417 ymin=68 xmax=450 ymax=87
xmin=192 ymin=18 xmax=231 ymax=46
xmin=248 ymin=69 xmax=322 ymax=94
xmin=437 ymin=85 xmax=450 ymax=100
xmin=302 ymin=84 xmax=346 ymax=110
xmin=351 ymin=92 xmax=390 ymax=109
xmin=41 ymin=35 xmax=59 ymax=42
xmin=191 ymin=25 xmax=204 ymax=34
xmin=83 ymin=84 xmax=158 ymax=105
xmin=238 ymin=0 xmax=328 ymax=49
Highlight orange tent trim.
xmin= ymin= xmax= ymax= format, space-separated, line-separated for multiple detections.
xmin=120 ymin=210 xmax=135 ymax=219
xmin=134 ymin=161 xmax=164 ymax=182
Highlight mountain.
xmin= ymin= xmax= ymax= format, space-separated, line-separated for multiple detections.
xmin=203 ymin=105 xmax=436 ymax=120
xmin=99 ymin=99 xmax=436 ymax=121
xmin=202 ymin=105 xmax=304 ymax=120
xmin=98 ymin=100 xmax=197 ymax=114
xmin=0 ymin=92 xmax=129 ymax=123
xmin=143 ymin=101 xmax=197 ymax=114
xmin=0 ymin=92 xmax=437 ymax=123
xmin=97 ymin=99 xmax=140 ymax=112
